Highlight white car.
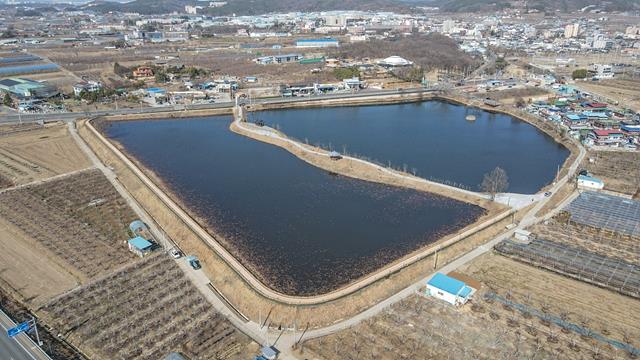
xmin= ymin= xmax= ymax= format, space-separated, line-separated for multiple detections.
xmin=170 ymin=248 xmax=182 ymax=259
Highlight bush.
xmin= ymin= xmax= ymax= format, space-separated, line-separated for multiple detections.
xmin=2 ymin=92 xmax=13 ymax=108
xmin=572 ymin=69 xmax=588 ymax=80
xmin=333 ymin=67 xmax=360 ymax=80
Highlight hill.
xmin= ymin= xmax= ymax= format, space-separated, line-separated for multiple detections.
xmin=424 ymin=0 xmax=640 ymax=13
xmin=82 ymin=0 xmax=412 ymax=15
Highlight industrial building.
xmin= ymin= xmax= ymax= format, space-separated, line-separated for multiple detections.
xmin=254 ymin=54 xmax=302 ymax=65
xmin=0 ymin=78 xmax=58 ymax=99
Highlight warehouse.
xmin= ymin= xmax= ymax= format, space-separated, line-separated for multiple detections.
xmin=0 ymin=77 xmax=58 ymax=99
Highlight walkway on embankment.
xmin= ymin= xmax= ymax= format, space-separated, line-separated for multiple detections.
xmin=83 ymin=114 xmax=514 ymax=307
xmin=233 ymin=105 xmax=542 ymax=209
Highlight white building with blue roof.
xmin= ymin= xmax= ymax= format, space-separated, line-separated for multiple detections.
xmin=128 ymin=236 xmax=153 ymax=257
xmin=426 ymin=272 xmax=476 ymax=306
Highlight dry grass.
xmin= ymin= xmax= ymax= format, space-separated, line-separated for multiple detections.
xmin=0 ymin=216 xmax=79 ymax=306
xmin=459 ymin=253 xmax=640 ymax=347
xmin=39 ymin=253 xmax=255 ymax=360
xmin=0 ymin=124 xmax=91 ymax=185
xmin=585 ymin=150 xmax=640 ymax=196
xmin=299 ymin=290 xmax=612 ymax=360
xmin=535 ymin=182 xmax=575 ymax=218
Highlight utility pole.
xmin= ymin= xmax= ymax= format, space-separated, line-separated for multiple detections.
xmin=31 ymin=316 xmax=43 ymax=346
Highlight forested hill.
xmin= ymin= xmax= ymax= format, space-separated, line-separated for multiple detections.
xmin=423 ymin=0 xmax=640 ymax=13
xmin=81 ymin=0 xmax=413 ymax=15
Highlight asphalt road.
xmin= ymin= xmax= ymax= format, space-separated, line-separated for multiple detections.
xmin=0 ymin=88 xmax=435 ymax=124
xmin=0 ymin=311 xmax=50 ymax=360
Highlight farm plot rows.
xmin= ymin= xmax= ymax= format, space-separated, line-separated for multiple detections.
xmin=530 ymin=220 xmax=639 ymax=265
xmin=300 ymin=292 xmax=601 ymax=360
xmin=28 ymin=168 xmax=137 ymax=241
xmin=0 ymin=170 xmax=138 ymax=279
xmin=0 ymin=148 xmax=45 ymax=184
xmin=0 ymin=124 xmax=91 ymax=185
xmin=495 ymin=239 xmax=640 ymax=299
xmin=40 ymin=253 xmax=252 ymax=360
xmin=459 ymin=254 xmax=640 ymax=351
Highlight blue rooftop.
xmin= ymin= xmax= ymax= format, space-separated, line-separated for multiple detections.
xmin=128 ymin=236 xmax=152 ymax=250
xmin=427 ymin=273 xmax=472 ymax=296
xmin=583 ymin=111 xmax=609 ymax=119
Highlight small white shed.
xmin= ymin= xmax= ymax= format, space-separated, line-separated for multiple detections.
xmin=426 ymin=273 xmax=476 ymax=306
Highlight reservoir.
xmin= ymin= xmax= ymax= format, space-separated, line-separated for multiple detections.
xmin=257 ymin=101 xmax=570 ymax=194
xmin=105 ymin=116 xmax=485 ymax=295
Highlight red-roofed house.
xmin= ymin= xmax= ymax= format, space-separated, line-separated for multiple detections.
xmin=586 ymin=102 xmax=608 ymax=109
xmin=589 ymin=129 xmax=624 ymax=146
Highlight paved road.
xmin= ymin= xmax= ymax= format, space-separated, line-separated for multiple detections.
xmin=0 ymin=311 xmax=51 ymax=360
xmin=65 ymin=122 xmax=292 ymax=358
xmin=0 ymin=88 xmax=435 ymax=124
xmin=289 ymin=138 xmax=586 ymax=344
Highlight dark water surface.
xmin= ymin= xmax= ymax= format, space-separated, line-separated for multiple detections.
xmin=257 ymin=101 xmax=570 ymax=194
xmin=105 ymin=116 xmax=485 ymax=295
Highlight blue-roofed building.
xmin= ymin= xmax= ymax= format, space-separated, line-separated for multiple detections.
xmin=426 ymin=272 xmax=476 ymax=306
xmin=128 ymin=236 xmax=153 ymax=257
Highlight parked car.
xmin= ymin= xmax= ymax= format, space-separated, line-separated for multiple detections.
xmin=170 ymin=248 xmax=182 ymax=259
xmin=186 ymin=256 xmax=201 ymax=270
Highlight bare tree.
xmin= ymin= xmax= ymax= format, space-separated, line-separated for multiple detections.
xmin=480 ymin=167 xmax=509 ymax=199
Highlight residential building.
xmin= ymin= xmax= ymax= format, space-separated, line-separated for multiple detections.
xmin=73 ymin=81 xmax=102 ymax=97
xmin=133 ymin=66 xmax=154 ymax=78
xmin=589 ymin=64 xmax=614 ymax=79
xmin=589 ymin=129 xmax=624 ymax=146
xmin=564 ymin=23 xmax=580 ymax=38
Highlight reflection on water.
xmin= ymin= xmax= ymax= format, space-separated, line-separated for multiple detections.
xmin=258 ymin=101 xmax=569 ymax=194
xmin=105 ymin=116 xmax=485 ymax=295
